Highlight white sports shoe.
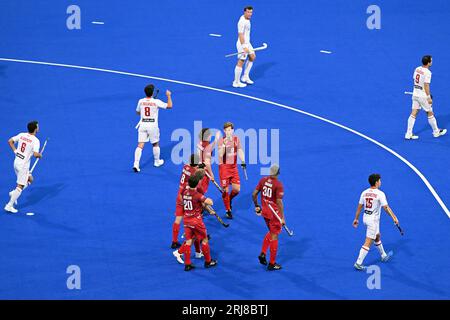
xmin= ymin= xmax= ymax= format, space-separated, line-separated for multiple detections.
xmin=4 ymin=204 xmax=18 ymax=214
xmin=433 ymin=129 xmax=447 ymax=138
xmin=173 ymin=249 xmax=184 ymax=264
xmin=133 ymin=166 xmax=140 ymax=172
xmin=405 ymin=133 xmax=419 ymax=140
xmin=154 ymin=159 xmax=165 ymax=167
xmin=8 ymin=191 xmax=18 ymax=205
xmin=195 ymin=252 xmax=204 ymax=259
xmin=241 ymin=76 xmax=254 ymax=85
xmin=232 ymin=81 xmax=247 ymax=88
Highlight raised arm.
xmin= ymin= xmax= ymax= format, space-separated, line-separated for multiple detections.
xmin=166 ymin=90 xmax=173 ymax=109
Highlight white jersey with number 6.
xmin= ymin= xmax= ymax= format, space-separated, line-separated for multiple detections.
xmin=136 ymin=97 xmax=168 ymax=129
xmin=359 ymin=188 xmax=388 ymax=224
xmin=412 ymin=66 xmax=432 ymax=98
xmin=11 ymin=133 xmax=40 ymax=168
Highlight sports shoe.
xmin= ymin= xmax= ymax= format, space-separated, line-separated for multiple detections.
xmin=8 ymin=191 xmax=18 ymax=205
xmin=184 ymin=264 xmax=195 ymax=271
xmin=170 ymin=241 xmax=181 ymax=249
xmin=258 ymin=253 xmax=268 ymax=265
xmin=154 ymin=159 xmax=165 ymax=167
xmin=354 ymin=263 xmax=366 ymax=271
xmin=195 ymin=252 xmax=204 ymax=259
xmin=204 ymin=259 xmax=218 ymax=268
xmin=241 ymin=76 xmax=254 ymax=85
xmin=232 ymin=81 xmax=247 ymax=88
xmin=225 ymin=211 xmax=233 ymax=219
xmin=268 ymin=263 xmax=282 ymax=271
xmin=173 ymin=249 xmax=184 ymax=264
xmin=381 ymin=250 xmax=394 ymax=262
xmin=433 ymin=129 xmax=447 ymax=138
xmin=4 ymin=204 xmax=18 ymax=214
xmin=405 ymin=133 xmax=419 ymax=140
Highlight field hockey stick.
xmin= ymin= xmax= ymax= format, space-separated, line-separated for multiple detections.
xmin=204 ymin=170 xmax=224 ymax=194
xmin=242 ymin=166 xmax=248 ymax=180
xmin=266 ymin=200 xmax=294 ymax=236
xmin=30 ymin=138 xmax=49 ymax=174
xmin=395 ymin=223 xmax=404 ymax=236
xmin=206 ymin=205 xmax=229 ymax=228
xmin=225 ymin=43 xmax=268 ymax=57
xmin=135 ymin=89 xmax=160 ymax=129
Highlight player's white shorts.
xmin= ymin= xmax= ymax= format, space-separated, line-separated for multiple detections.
xmin=138 ymin=126 xmax=160 ymax=144
xmin=14 ymin=160 xmax=30 ymax=186
xmin=236 ymin=42 xmax=254 ymax=60
xmin=363 ymin=219 xmax=380 ymax=240
xmin=412 ymin=96 xmax=432 ymax=112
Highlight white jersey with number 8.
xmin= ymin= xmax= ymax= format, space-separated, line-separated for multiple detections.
xmin=136 ymin=97 xmax=168 ymax=129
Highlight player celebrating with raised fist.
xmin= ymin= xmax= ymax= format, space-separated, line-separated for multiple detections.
xmin=5 ymin=121 xmax=42 ymax=213
xmin=352 ymin=174 xmax=399 ymax=270
xmin=405 ymin=55 xmax=446 ymax=139
xmin=233 ymin=6 xmax=255 ymax=88
xmin=252 ymin=165 xmax=285 ymax=271
xmin=133 ymin=84 xmax=173 ymax=172
xmin=216 ymin=122 xmax=246 ymax=219
xmin=197 ymin=128 xmax=218 ymax=193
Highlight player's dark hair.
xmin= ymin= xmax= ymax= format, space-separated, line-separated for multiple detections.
xmin=368 ymin=173 xmax=381 ymax=187
xmin=144 ymin=84 xmax=155 ymax=97
xmin=244 ymin=6 xmax=253 ymax=11
xmin=27 ymin=121 xmax=38 ymax=133
xmin=188 ymin=175 xmax=200 ymax=188
xmin=223 ymin=122 xmax=234 ymax=130
xmin=190 ymin=153 xmax=200 ymax=167
xmin=193 ymin=169 xmax=205 ymax=181
xmin=199 ymin=128 xmax=211 ymax=141
xmin=422 ymin=55 xmax=432 ymax=66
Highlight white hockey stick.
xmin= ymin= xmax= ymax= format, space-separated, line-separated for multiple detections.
xmin=265 ymin=200 xmax=294 ymax=236
xmin=225 ymin=42 xmax=268 ymax=58
xmin=135 ymin=121 xmax=141 ymax=129
xmin=30 ymin=138 xmax=49 ymax=174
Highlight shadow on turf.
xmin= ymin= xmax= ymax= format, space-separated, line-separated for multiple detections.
xmin=415 ymin=113 xmax=450 ymax=135
xmin=19 ymin=183 xmax=65 ymax=208
xmin=251 ymin=62 xmax=277 ymax=81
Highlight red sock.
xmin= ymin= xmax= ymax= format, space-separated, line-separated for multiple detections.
xmin=222 ymin=191 xmax=231 ymax=211
xmin=269 ymin=239 xmax=278 ymax=264
xmin=201 ymin=242 xmax=211 ymax=263
xmin=194 ymin=239 xmax=201 ymax=253
xmin=261 ymin=232 xmax=271 ymax=254
xmin=178 ymin=242 xmax=187 ymax=254
xmin=230 ymin=189 xmax=239 ymax=201
xmin=172 ymin=223 xmax=180 ymax=242
xmin=184 ymin=244 xmax=192 ymax=265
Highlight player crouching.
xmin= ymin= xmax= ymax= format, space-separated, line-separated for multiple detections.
xmin=173 ymin=174 xmax=217 ymax=271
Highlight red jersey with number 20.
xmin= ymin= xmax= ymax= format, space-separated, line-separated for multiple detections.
xmin=255 ymin=176 xmax=284 ymax=219
xmin=182 ymin=187 xmax=207 ymax=222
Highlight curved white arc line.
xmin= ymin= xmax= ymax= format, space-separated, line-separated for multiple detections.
xmin=1 ymin=57 xmax=449 ymax=218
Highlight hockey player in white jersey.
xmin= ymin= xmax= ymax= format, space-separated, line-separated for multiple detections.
xmin=133 ymin=84 xmax=173 ymax=172
xmin=233 ymin=6 xmax=256 ymax=88
xmin=5 ymin=121 xmax=42 ymax=213
xmin=352 ymin=174 xmax=400 ymax=270
xmin=405 ymin=55 xmax=447 ymax=139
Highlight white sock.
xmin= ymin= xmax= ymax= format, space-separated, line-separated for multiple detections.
xmin=134 ymin=147 xmax=142 ymax=167
xmin=234 ymin=66 xmax=243 ymax=83
xmin=153 ymin=146 xmax=160 ymax=161
xmin=243 ymin=61 xmax=253 ymax=78
xmin=428 ymin=116 xmax=438 ymax=133
xmin=356 ymin=246 xmax=370 ymax=265
xmin=407 ymin=115 xmax=416 ymax=135
xmin=8 ymin=187 xmax=22 ymax=207
xmin=375 ymin=241 xmax=387 ymax=258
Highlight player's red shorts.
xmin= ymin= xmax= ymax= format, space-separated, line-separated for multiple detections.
xmin=219 ymin=165 xmax=240 ymax=188
xmin=175 ymin=192 xmax=183 ymax=217
xmin=264 ymin=217 xmax=282 ymax=235
xmin=184 ymin=218 xmax=208 ymax=241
